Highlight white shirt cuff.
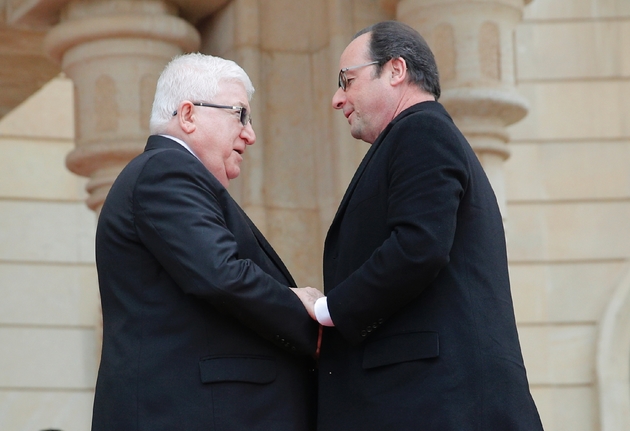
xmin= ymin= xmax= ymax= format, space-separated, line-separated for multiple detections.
xmin=314 ymin=297 xmax=335 ymax=327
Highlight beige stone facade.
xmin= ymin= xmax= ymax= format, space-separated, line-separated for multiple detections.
xmin=0 ymin=0 xmax=628 ymax=430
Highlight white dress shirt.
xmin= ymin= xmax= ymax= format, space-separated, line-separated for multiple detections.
xmin=315 ymin=297 xmax=334 ymax=326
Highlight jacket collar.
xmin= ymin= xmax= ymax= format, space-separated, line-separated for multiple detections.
xmin=144 ymin=135 xmax=296 ymax=285
xmin=145 ymin=134 xmax=192 ymax=153
xmin=328 ymin=101 xmax=448 ymax=231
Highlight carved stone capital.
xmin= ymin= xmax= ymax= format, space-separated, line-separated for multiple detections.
xmin=41 ymin=0 xmax=200 ymax=211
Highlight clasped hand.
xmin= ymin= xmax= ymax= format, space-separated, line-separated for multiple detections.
xmin=290 ymin=287 xmax=324 ymax=321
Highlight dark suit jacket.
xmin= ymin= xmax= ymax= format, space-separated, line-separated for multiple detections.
xmin=92 ymin=135 xmax=318 ymax=431
xmin=318 ymin=102 xmax=543 ymax=430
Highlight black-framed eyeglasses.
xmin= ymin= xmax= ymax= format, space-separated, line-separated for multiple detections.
xmin=172 ymin=102 xmax=252 ymax=126
xmin=338 ymin=61 xmax=379 ymax=91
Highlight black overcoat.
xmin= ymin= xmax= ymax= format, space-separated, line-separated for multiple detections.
xmin=92 ymin=136 xmax=318 ymax=431
xmin=318 ymin=102 xmax=543 ymax=431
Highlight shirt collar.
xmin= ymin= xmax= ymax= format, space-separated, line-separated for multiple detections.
xmin=159 ymin=134 xmax=200 ymax=161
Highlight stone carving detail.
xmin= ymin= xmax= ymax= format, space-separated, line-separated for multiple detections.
xmin=95 ymin=75 xmax=118 ymax=133
xmin=43 ymin=0 xmax=200 ymax=212
xmin=432 ymin=23 xmax=456 ymax=83
xmin=479 ymin=22 xmax=500 ymax=81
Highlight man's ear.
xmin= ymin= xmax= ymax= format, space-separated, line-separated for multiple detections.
xmin=390 ymin=57 xmax=408 ymax=87
xmin=178 ymin=101 xmax=196 ymax=134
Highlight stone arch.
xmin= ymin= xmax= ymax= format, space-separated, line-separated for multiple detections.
xmin=596 ymin=263 xmax=630 ymax=431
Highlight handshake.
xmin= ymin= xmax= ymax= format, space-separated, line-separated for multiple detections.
xmin=291 ymin=287 xmax=325 ymax=321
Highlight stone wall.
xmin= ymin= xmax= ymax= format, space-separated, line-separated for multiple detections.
xmin=0 ymin=77 xmax=98 ymax=430
xmin=0 ymin=0 xmax=628 ymax=430
xmin=506 ymin=0 xmax=630 ymax=430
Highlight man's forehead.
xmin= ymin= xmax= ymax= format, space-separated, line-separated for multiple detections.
xmin=340 ymin=33 xmax=371 ymax=66
xmin=215 ymin=80 xmax=249 ymax=105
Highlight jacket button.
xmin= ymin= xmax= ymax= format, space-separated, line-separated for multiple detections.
xmin=361 ymin=330 xmax=367 ymax=337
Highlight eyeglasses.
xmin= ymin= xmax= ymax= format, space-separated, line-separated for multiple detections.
xmin=338 ymin=61 xmax=379 ymax=91
xmin=172 ymin=102 xmax=252 ymax=126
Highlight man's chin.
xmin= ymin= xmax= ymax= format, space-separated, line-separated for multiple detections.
xmin=350 ymin=129 xmax=365 ymax=142
xmin=350 ymin=124 xmax=361 ymax=140
xmin=227 ymin=168 xmax=241 ymax=182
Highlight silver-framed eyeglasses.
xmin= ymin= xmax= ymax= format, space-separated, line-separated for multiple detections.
xmin=173 ymin=102 xmax=252 ymax=126
xmin=338 ymin=61 xmax=379 ymax=91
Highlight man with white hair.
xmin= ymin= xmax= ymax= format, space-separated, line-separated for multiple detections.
xmin=92 ymin=53 xmax=320 ymax=431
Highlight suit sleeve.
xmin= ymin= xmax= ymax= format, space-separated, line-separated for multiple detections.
xmin=132 ymin=149 xmax=318 ymax=355
xmin=327 ymin=113 xmax=470 ymax=345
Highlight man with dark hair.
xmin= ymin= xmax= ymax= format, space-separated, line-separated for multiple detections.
xmin=294 ymin=21 xmax=544 ymax=430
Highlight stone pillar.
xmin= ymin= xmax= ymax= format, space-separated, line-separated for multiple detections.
xmin=43 ymin=0 xmax=200 ymax=212
xmin=199 ymin=0 xmax=332 ymax=289
xmin=393 ymin=0 xmax=530 ymax=218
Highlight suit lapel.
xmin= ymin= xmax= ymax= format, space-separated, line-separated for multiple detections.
xmin=146 ymin=135 xmax=296 ymax=286
xmin=327 ymin=102 xmax=440 ymax=232
xmin=328 ymin=133 xmax=384 ymax=233
xmin=238 ymin=206 xmax=297 ymax=286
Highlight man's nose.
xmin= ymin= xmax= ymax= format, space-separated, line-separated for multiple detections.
xmin=242 ymin=123 xmax=256 ymax=145
xmin=332 ymin=87 xmax=346 ymax=110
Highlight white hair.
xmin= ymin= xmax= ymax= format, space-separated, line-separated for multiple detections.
xmin=149 ymin=53 xmax=255 ymax=134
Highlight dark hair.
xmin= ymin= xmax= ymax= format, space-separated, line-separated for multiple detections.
xmin=354 ymin=21 xmax=441 ymax=100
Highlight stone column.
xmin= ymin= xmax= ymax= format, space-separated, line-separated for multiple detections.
xmin=43 ymin=0 xmax=200 ymax=212
xmin=392 ymin=0 xmax=531 ymax=218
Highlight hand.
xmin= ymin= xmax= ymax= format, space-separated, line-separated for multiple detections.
xmin=290 ymin=287 xmax=324 ymax=321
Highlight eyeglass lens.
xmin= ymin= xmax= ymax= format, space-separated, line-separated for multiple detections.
xmin=337 ymin=61 xmax=379 ymax=91
xmin=239 ymin=108 xmax=251 ymax=126
xmin=338 ymin=71 xmax=347 ymax=91
xmin=188 ymin=102 xmax=251 ymax=126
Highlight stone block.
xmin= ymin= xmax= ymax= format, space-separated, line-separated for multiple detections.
xmin=0 ymin=263 xmax=99 ymax=327
xmin=529 ymin=385 xmax=598 ymax=431
xmin=353 ymin=0 xmax=394 ymax=33
xmin=310 ymin=47 xmax=338 ymax=241
xmin=261 ymin=52 xmax=317 ymax=209
xmin=516 ymin=21 xmax=630 ymax=81
xmin=510 ymin=261 xmax=626 ymax=323
xmin=0 ymin=389 xmax=94 ymax=431
xmin=0 ymin=201 xmax=95 ymax=264
xmin=267 ymin=207 xmax=323 ymax=290
xmin=519 ymin=324 xmax=596 ymax=385
xmin=507 ymin=201 xmax=630 ymax=261
xmin=508 ymin=81 xmax=630 ymax=141
xmin=199 ymin=1 xmax=235 ymax=57
xmin=0 ymin=138 xmax=87 ymax=201
xmin=523 ymin=0 xmax=630 ymax=20
xmin=260 ymin=0 xmax=328 ymax=52
xmin=0 ymin=76 xmax=73 ymax=140
xmin=0 ymin=327 xmax=98 ymax=389
xmin=230 ymin=47 xmax=267 ymax=211
xmin=505 ymin=141 xmax=630 ymax=201
xmin=234 ymin=0 xmax=260 ymax=48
